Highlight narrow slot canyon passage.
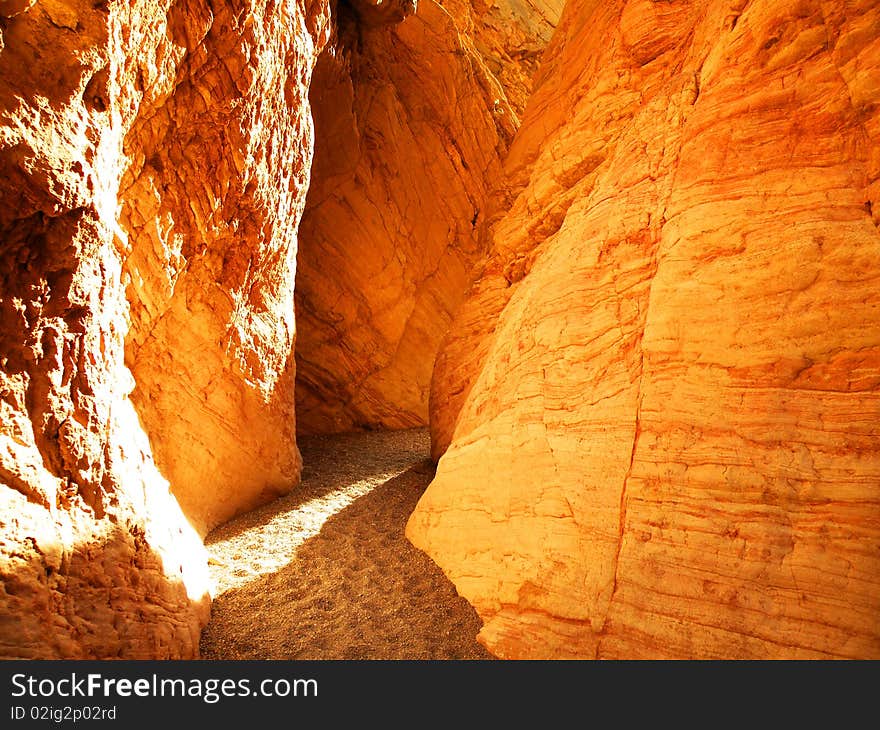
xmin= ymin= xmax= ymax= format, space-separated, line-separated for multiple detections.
xmin=198 ymin=0 xmax=534 ymax=658
xmin=2 ymin=0 xmax=877 ymax=665
xmin=200 ymin=429 xmax=492 ymax=659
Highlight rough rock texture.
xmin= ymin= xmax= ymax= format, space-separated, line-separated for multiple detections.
xmin=0 ymin=0 xmax=330 ymax=657
xmin=408 ymin=0 xmax=880 ymax=659
xmin=293 ymin=0 xmax=562 ymax=433
xmin=468 ymin=0 xmax=561 ymax=117
xmin=119 ymin=0 xmax=332 ymax=535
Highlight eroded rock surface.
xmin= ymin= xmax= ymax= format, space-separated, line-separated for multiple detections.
xmin=119 ymin=0 xmax=333 ymax=535
xmin=0 ymin=0 xmax=331 ymax=657
xmin=293 ymin=0 xmax=562 ymax=433
xmin=408 ymin=0 xmax=880 ymax=659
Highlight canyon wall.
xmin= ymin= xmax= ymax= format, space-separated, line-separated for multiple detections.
xmin=118 ymin=0 xmax=333 ymax=535
xmin=293 ymin=0 xmax=562 ymax=433
xmin=4 ymin=0 xmax=877 ymax=662
xmin=408 ymin=0 xmax=880 ymax=658
xmin=0 ymin=0 xmax=330 ymax=657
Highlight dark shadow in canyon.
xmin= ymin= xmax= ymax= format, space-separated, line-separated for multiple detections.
xmin=200 ymin=433 xmax=492 ymax=659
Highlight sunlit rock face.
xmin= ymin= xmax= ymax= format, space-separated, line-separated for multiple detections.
xmin=408 ymin=0 xmax=880 ymax=659
xmin=118 ymin=0 xmax=333 ymax=536
xmin=347 ymin=0 xmax=418 ymax=27
xmin=0 ymin=0 xmax=331 ymax=657
xmin=293 ymin=0 xmax=563 ymax=434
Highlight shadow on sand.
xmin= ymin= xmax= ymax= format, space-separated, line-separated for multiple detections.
xmin=200 ymin=456 xmax=493 ymax=659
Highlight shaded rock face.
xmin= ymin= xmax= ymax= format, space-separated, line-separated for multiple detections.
xmin=0 ymin=0 xmax=331 ymax=657
xmin=408 ymin=0 xmax=880 ymax=658
xmin=293 ymin=0 xmax=562 ymax=434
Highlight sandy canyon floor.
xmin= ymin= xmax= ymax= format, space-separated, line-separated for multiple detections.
xmin=200 ymin=428 xmax=492 ymax=659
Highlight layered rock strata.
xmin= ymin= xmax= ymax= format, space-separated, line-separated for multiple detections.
xmin=408 ymin=0 xmax=880 ymax=659
xmin=293 ymin=0 xmax=562 ymax=433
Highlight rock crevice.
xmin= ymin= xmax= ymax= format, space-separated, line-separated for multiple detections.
xmin=293 ymin=0 xmax=562 ymax=434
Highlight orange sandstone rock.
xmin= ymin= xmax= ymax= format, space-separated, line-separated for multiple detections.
xmin=119 ymin=0 xmax=332 ymax=535
xmin=0 ymin=0 xmax=331 ymax=657
xmin=293 ymin=0 xmax=562 ymax=433
xmin=408 ymin=0 xmax=880 ymax=659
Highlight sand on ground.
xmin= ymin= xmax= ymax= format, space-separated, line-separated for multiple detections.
xmin=199 ymin=428 xmax=493 ymax=659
